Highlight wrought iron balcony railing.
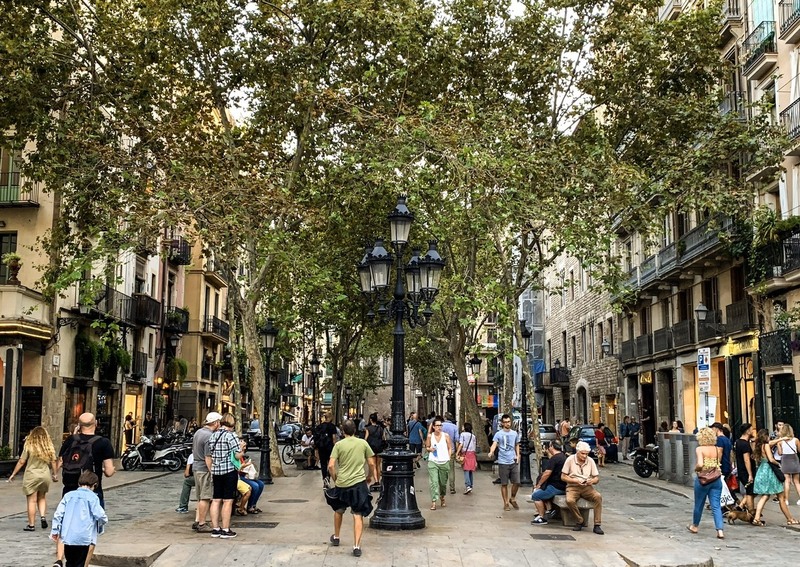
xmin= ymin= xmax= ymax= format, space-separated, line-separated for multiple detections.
xmin=759 ymin=329 xmax=792 ymax=367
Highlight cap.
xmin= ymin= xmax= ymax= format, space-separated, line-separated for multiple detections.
xmin=204 ymin=411 xmax=223 ymax=424
xmin=575 ymin=441 xmax=591 ymax=453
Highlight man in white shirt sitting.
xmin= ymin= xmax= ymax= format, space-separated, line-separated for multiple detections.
xmin=560 ymin=441 xmax=604 ymax=534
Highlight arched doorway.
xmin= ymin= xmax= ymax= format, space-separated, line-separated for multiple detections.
xmin=576 ymin=386 xmax=588 ymax=424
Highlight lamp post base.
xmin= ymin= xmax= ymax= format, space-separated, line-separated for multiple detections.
xmin=258 ymin=443 xmax=273 ymax=485
xmin=369 ymin=448 xmax=425 ymax=530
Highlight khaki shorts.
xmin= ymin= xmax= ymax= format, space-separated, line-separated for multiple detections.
xmin=498 ymin=463 xmax=520 ymax=485
xmin=195 ymin=471 xmax=213 ymax=500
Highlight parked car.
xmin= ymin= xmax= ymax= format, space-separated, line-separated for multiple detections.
xmin=276 ymin=423 xmax=301 ymax=444
xmin=539 ymin=424 xmax=558 ymax=444
xmin=566 ymin=424 xmax=619 ymax=463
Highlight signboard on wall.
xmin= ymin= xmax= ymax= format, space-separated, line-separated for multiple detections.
xmin=697 ymin=347 xmax=711 ymax=393
xmin=639 ymin=371 xmax=653 ymax=385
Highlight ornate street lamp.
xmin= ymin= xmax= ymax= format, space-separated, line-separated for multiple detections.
xmin=447 ymin=371 xmax=458 ymax=417
xmin=345 ymin=384 xmax=352 ymax=419
xmin=519 ymin=319 xmax=533 ymax=486
xmin=356 ymin=195 xmax=445 ymax=531
xmin=310 ymin=350 xmax=321 ymax=428
xmin=259 ymin=319 xmax=279 ymax=484
xmin=469 ymin=354 xmax=483 ymax=405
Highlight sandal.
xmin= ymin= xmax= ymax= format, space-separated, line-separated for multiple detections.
xmin=247 ymin=508 xmax=261 ymax=515
xmin=430 ymin=502 xmax=436 ymax=510
xmin=440 ymin=498 xmax=446 ymax=508
xmin=751 ymin=518 xmax=765 ymax=526
xmin=787 ymin=519 xmax=799 ymax=525
xmin=686 ymin=525 xmax=698 ymax=534
xmin=23 ymin=525 xmax=35 ymax=532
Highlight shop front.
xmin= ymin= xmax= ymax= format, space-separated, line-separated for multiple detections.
xmin=726 ymin=336 xmax=759 ymax=432
xmin=681 ymin=350 xmax=727 ymax=433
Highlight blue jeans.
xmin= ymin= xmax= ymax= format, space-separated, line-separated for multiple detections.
xmin=242 ymin=478 xmax=265 ymax=509
xmin=463 ymin=470 xmax=473 ymax=488
xmin=532 ymin=485 xmax=565 ymax=502
xmin=693 ymin=477 xmax=723 ymax=530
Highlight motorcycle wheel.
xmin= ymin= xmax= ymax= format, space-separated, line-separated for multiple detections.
xmin=122 ymin=455 xmax=140 ymax=471
xmin=633 ymin=456 xmax=653 ymax=478
xmin=167 ymin=458 xmax=183 ymax=472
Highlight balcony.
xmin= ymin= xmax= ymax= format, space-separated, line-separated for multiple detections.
xmin=204 ymin=258 xmax=227 ymax=288
xmin=635 ymin=334 xmax=653 ymax=358
xmin=94 ymin=284 xmax=134 ymax=324
xmin=658 ymin=242 xmax=678 ymax=275
xmin=780 ymin=0 xmax=800 ymax=43
xmin=659 ymin=0 xmax=682 ymax=21
xmin=747 ymin=228 xmax=800 ymax=289
xmin=133 ymin=293 xmax=161 ymax=326
xmin=204 ymin=316 xmax=230 ymax=342
xmin=719 ymin=91 xmax=746 ymax=121
xmin=621 ymin=339 xmax=635 ymax=361
xmin=725 ymin=298 xmax=755 ymax=334
xmin=760 ymin=329 xmax=792 ymax=367
xmin=679 ymin=216 xmax=734 ymax=267
xmin=672 ymin=319 xmax=695 ymax=348
xmin=742 ymin=21 xmax=777 ymax=80
xmin=131 ymin=351 xmax=148 ymax=380
xmin=697 ymin=310 xmax=723 ymax=341
xmin=0 ymin=285 xmax=51 ymax=341
xmin=720 ymin=0 xmax=743 ymax=44
xmin=201 ymin=363 xmax=220 ymax=382
xmin=639 ymin=255 xmax=657 ymax=288
xmin=549 ymin=367 xmax=570 ymax=387
xmin=168 ymin=236 xmax=191 ymax=266
xmin=164 ymin=307 xmax=189 ymax=334
xmin=653 ymin=327 xmax=673 ymax=353
xmin=781 ymin=97 xmax=800 ymax=154
xmin=0 ymin=172 xmax=40 ymax=207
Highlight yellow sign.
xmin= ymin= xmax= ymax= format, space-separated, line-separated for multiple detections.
xmin=729 ymin=336 xmax=758 ymax=356
xmin=639 ymin=371 xmax=653 ymax=385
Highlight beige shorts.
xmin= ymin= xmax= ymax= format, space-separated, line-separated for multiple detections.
xmin=195 ymin=471 xmax=213 ymax=501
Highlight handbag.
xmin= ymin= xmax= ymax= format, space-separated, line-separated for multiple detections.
xmin=697 ymin=466 xmax=721 ymax=486
xmin=769 ymin=461 xmax=786 ymax=483
xmin=456 ymin=433 xmax=472 ymax=464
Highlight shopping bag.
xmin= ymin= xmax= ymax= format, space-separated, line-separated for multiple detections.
xmin=720 ymin=478 xmax=735 ymax=507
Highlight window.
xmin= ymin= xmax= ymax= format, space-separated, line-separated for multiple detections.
xmin=581 ymin=327 xmax=587 ymax=365
xmin=569 ymin=270 xmax=575 ymax=301
xmin=148 ymin=334 xmax=154 ymax=358
xmin=560 ymin=270 xmax=566 ymax=308
xmin=596 ymin=323 xmax=603 ymax=358
xmin=487 ymin=327 xmax=497 ymax=344
xmin=570 ymin=335 xmax=577 ymax=367
xmin=0 ymin=232 xmax=17 ymax=283
xmin=0 ymin=148 xmax=20 ymax=196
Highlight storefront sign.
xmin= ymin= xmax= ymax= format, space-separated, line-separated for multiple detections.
xmin=639 ymin=371 xmax=653 ymax=384
xmin=729 ymin=336 xmax=758 ymax=356
xmin=698 ymin=347 xmax=711 ymax=393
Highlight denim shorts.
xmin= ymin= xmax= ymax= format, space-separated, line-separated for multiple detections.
xmin=533 ymin=484 xmax=565 ymax=502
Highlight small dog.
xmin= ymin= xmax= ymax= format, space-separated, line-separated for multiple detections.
xmin=724 ymin=507 xmax=754 ymax=525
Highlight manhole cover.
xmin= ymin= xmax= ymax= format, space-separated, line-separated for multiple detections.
xmin=629 ymin=503 xmax=668 ymax=508
xmin=530 ymin=534 xmax=575 ymax=541
xmin=236 ymin=522 xmax=278 ymax=528
xmin=268 ymin=499 xmax=308 ymax=504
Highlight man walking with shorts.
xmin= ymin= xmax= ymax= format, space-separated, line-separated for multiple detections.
xmin=325 ymin=420 xmax=376 ymax=558
xmin=191 ymin=411 xmax=220 ymax=533
xmin=488 ymin=413 xmax=520 ymax=511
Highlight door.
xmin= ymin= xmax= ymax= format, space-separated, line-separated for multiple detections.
xmin=771 ymin=374 xmax=800 ymax=433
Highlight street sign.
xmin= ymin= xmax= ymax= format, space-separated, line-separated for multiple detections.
xmin=698 ymin=347 xmax=711 ymax=393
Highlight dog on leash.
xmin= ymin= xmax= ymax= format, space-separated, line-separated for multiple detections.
xmin=724 ymin=507 xmax=754 ymax=525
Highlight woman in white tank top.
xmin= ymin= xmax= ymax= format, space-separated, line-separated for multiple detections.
xmin=425 ymin=418 xmax=453 ymax=510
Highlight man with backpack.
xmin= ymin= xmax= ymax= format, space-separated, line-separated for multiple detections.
xmin=315 ymin=413 xmax=338 ymax=488
xmin=407 ymin=412 xmax=427 ymax=468
xmin=56 ymin=413 xmax=115 ymax=507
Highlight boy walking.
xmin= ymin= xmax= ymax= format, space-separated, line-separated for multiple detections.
xmin=50 ymin=471 xmax=108 ymax=567
xmin=488 ymin=413 xmax=521 ymax=511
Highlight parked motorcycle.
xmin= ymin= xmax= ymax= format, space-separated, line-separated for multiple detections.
xmin=121 ymin=434 xmax=184 ymax=472
xmin=632 ymin=444 xmax=659 ymax=478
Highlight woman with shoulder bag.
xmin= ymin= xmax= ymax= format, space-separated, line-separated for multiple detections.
xmin=688 ymin=427 xmax=724 ymax=539
xmin=456 ymin=422 xmax=478 ymax=494
xmin=363 ymin=413 xmax=384 ymax=491
xmin=752 ymin=428 xmax=797 ymax=526
xmin=778 ymin=424 xmax=800 ymax=507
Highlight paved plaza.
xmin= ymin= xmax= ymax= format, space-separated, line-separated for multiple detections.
xmin=1 ymin=457 xmax=798 ymax=567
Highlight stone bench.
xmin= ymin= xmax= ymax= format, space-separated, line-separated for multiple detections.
xmin=475 ymin=453 xmax=495 ymax=472
xmin=293 ymin=453 xmax=311 ymax=470
xmin=552 ymin=495 xmax=594 ymax=526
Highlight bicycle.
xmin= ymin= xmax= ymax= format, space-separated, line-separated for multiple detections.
xmin=281 ymin=436 xmax=300 ymax=465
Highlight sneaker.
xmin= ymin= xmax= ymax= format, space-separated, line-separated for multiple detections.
xmin=196 ymin=523 xmax=214 ymax=533
xmin=219 ymin=529 xmax=237 ymax=539
xmin=797 ymin=499 xmax=800 ymax=506
xmin=353 ymin=547 xmax=362 ymax=557
xmin=531 ymin=516 xmax=548 ymax=525
xmin=210 ymin=528 xmax=222 ymax=538
xmin=52 ymin=562 xmax=63 ymax=567
xmin=466 ymin=486 xmax=472 ymax=493
xmin=545 ymin=509 xmax=558 ymax=519
xmin=593 ymin=525 xmax=605 ymax=535
xmin=493 ymin=478 xmax=502 ymax=485
xmin=330 ymin=535 xmax=340 ymax=547
xmin=175 ymin=506 xmax=189 ymax=513
xmin=450 ymin=489 xmax=456 ymax=494
xmin=192 ymin=522 xmax=199 ymax=531
xmin=41 ymin=517 xmax=48 ymax=529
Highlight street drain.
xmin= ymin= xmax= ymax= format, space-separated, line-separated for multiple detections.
xmin=268 ymin=499 xmax=308 ymax=503
xmin=530 ymin=534 xmax=575 ymax=541
xmin=236 ymin=522 xmax=279 ymax=528
xmin=629 ymin=503 xmax=668 ymax=508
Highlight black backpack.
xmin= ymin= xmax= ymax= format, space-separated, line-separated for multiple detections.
xmin=315 ymin=424 xmax=333 ymax=451
xmin=62 ymin=435 xmax=100 ymax=486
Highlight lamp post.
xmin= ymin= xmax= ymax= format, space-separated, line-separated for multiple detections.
xmin=469 ymin=354 xmax=483 ymax=406
xmin=310 ymin=350 xmax=320 ymax=428
xmin=259 ymin=320 xmax=279 ymax=484
xmin=447 ymin=372 xmax=457 ymax=418
xmin=519 ymin=320 xmax=533 ymax=486
xmin=356 ymin=195 xmax=445 ymax=531
xmin=345 ymin=384 xmax=352 ymax=420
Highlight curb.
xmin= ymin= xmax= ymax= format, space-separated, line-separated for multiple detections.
xmin=614 ymin=472 xmax=692 ymax=500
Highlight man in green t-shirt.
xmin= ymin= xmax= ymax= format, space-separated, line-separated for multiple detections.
xmin=325 ymin=420 xmax=376 ymax=558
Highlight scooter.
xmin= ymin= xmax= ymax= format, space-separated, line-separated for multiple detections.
xmin=632 ymin=444 xmax=659 ymax=478
xmin=121 ymin=434 xmax=184 ymax=472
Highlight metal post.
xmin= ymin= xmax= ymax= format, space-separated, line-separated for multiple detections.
xmin=370 ymin=244 xmax=425 ymax=531
xmin=259 ymin=349 xmax=273 ymax=484
xmin=519 ymin=368 xmax=533 ymax=486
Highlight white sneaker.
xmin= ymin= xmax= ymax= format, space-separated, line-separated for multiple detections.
xmin=796 ymin=499 xmax=800 ymax=506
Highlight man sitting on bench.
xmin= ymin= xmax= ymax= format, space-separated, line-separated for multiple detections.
xmin=561 ymin=441 xmax=604 ymax=535
xmin=531 ymin=440 xmax=567 ymax=525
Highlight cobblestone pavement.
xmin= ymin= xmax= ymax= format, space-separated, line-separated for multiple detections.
xmin=1 ymin=458 xmax=798 ymax=567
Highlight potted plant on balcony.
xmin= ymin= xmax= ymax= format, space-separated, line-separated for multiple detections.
xmin=2 ymin=252 xmax=22 ymax=284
